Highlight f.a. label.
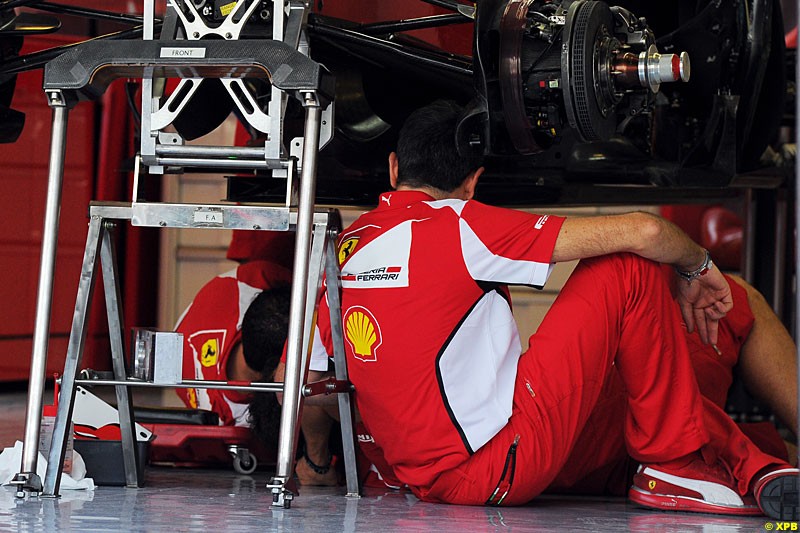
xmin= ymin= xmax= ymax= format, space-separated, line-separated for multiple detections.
xmin=160 ymin=47 xmax=207 ymax=58
xmin=193 ymin=210 xmax=223 ymax=225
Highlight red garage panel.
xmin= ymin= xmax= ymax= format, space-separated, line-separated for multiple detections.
xmin=0 ymin=33 xmax=98 ymax=381
xmin=1 ymin=14 xmax=162 ymax=381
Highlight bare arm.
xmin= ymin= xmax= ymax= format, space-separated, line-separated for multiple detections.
xmin=551 ymin=211 xmax=732 ymax=344
xmin=552 ymin=211 xmax=706 ymax=267
xmin=730 ymin=274 xmax=798 ymax=436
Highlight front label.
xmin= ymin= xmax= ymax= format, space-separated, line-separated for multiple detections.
xmin=160 ymin=47 xmax=207 ymax=58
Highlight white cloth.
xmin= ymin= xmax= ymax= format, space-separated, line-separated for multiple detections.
xmin=0 ymin=441 xmax=94 ymax=490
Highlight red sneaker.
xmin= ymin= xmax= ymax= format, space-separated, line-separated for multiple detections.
xmin=628 ymin=459 xmax=760 ymax=516
xmin=753 ymin=467 xmax=799 ymax=520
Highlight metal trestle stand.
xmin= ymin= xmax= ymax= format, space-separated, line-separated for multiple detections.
xmin=12 ymin=0 xmax=359 ymax=509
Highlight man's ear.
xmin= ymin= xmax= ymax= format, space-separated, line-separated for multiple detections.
xmin=463 ymin=167 xmax=484 ymax=200
xmin=389 ymin=152 xmax=399 ymax=189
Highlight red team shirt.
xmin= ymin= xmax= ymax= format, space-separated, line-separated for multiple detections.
xmin=311 ymin=191 xmax=564 ymax=487
xmin=175 ymin=260 xmax=292 ymax=426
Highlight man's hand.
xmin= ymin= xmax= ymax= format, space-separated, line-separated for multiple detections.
xmin=552 ymin=212 xmax=734 ymax=344
xmin=675 ymin=266 xmax=733 ymax=345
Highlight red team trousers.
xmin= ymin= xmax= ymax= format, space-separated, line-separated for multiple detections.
xmin=416 ymin=253 xmax=782 ymax=505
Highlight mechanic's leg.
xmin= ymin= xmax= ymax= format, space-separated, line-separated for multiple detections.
xmin=671 ymin=272 xmax=794 ymax=467
xmin=422 ymin=254 xmax=710 ymax=504
xmin=525 ymin=254 xmax=710 ymax=470
xmin=549 ymin=271 xmax=798 ymax=496
xmin=294 ymin=405 xmax=338 ymax=485
xmin=424 ymin=254 xmax=789 ymax=505
xmin=731 ymin=275 xmax=798 ymax=437
xmin=545 ymin=369 xmax=633 ymax=496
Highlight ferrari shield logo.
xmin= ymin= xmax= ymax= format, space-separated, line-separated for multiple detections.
xmin=189 ymin=330 xmax=226 ymax=369
xmin=200 ymin=338 xmax=219 ymax=367
xmin=339 ymin=237 xmax=359 ymax=264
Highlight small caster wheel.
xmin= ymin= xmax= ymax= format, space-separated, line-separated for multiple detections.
xmin=233 ymin=449 xmax=257 ymax=475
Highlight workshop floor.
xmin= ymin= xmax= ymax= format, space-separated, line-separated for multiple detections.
xmin=0 ymin=386 xmax=776 ymax=532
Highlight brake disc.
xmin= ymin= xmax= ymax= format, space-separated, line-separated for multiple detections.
xmin=561 ymin=0 xmax=617 ymax=142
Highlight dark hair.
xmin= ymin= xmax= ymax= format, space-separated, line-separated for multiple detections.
xmin=395 ymin=100 xmax=484 ymax=192
xmin=248 ymin=388 xmax=282 ymax=448
xmin=241 ymin=284 xmax=292 ymax=374
xmin=242 ymin=285 xmax=291 ymax=447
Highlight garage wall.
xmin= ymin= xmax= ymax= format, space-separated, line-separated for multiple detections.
xmin=157 ymin=119 xmax=240 ymax=331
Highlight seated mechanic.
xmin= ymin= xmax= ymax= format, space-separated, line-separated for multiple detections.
xmin=303 ymin=100 xmax=798 ymax=519
xmin=257 ymin=268 xmax=798 ymax=493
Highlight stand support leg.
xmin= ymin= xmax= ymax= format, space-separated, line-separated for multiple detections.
xmin=43 ymin=215 xmax=103 ymax=496
xmin=270 ymin=97 xmax=323 ymax=508
xmin=269 ymin=221 xmax=328 ymax=507
xmin=100 ymin=223 xmax=140 ymax=488
xmin=12 ymin=97 xmax=70 ymax=497
xmin=325 ymin=234 xmax=360 ymax=498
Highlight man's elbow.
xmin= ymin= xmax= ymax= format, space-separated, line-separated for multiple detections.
xmin=627 ymin=211 xmax=665 ymax=254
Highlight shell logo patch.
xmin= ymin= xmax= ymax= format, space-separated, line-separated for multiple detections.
xmin=344 ymin=306 xmax=382 ymax=362
xmin=338 ymin=237 xmax=359 ymax=265
xmin=648 ymin=480 xmax=657 ymax=490
xmin=201 ymin=338 xmax=219 ymax=367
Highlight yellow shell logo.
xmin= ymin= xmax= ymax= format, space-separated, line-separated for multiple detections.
xmin=201 ymin=338 xmax=219 ymax=367
xmin=339 ymin=237 xmax=359 ymax=265
xmin=344 ymin=306 xmax=381 ymax=362
xmin=648 ymin=480 xmax=657 ymax=490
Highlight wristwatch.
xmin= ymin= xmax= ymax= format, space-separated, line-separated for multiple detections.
xmin=675 ymin=249 xmax=713 ymax=282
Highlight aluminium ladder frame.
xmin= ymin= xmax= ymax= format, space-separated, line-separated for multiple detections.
xmin=12 ymin=2 xmax=359 ymax=509
xmin=34 ymin=200 xmax=358 ymax=506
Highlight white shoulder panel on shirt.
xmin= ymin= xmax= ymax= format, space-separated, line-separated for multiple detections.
xmin=236 ymin=282 xmax=263 ymax=331
xmin=341 ymin=221 xmax=412 ymax=289
xmin=459 ymin=218 xmax=554 ymax=287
